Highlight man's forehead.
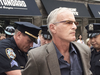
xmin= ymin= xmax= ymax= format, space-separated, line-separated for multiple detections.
xmin=21 ymin=32 xmax=32 ymax=42
xmin=57 ymin=15 xmax=75 ymax=22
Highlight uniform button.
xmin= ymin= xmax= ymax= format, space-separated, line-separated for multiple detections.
xmin=20 ymin=66 xmax=24 ymax=69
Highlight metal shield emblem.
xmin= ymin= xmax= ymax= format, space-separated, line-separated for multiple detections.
xmin=89 ymin=24 xmax=93 ymax=31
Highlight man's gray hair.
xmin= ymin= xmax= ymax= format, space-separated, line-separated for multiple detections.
xmin=14 ymin=29 xmax=19 ymax=35
xmin=47 ymin=7 xmax=69 ymax=35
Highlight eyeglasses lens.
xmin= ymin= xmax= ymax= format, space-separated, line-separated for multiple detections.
xmin=66 ymin=21 xmax=78 ymax=25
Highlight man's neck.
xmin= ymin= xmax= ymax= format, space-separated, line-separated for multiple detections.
xmin=53 ymin=40 xmax=70 ymax=53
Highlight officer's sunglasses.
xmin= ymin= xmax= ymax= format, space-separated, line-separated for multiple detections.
xmin=53 ymin=20 xmax=79 ymax=26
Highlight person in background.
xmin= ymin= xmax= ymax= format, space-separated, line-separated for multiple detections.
xmin=77 ymin=34 xmax=84 ymax=44
xmin=22 ymin=7 xmax=92 ymax=75
xmin=4 ymin=26 xmax=15 ymax=38
xmin=39 ymin=25 xmax=52 ymax=46
xmin=0 ymin=25 xmax=5 ymax=40
xmin=85 ymin=23 xmax=100 ymax=75
xmin=0 ymin=35 xmax=6 ymax=40
xmin=32 ymin=25 xmax=52 ymax=48
xmin=32 ymin=36 xmax=41 ymax=48
xmin=0 ymin=22 xmax=40 ymax=75
xmin=86 ymin=38 xmax=92 ymax=48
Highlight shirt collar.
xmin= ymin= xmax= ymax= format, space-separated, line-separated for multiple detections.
xmin=53 ymin=42 xmax=62 ymax=59
xmin=53 ymin=42 xmax=77 ymax=59
xmin=70 ymin=43 xmax=77 ymax=54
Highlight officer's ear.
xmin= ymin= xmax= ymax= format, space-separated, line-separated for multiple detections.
xmin=15 ymin=31 xmax=22 ymax=40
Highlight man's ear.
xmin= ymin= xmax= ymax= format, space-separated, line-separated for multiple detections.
xmin=49 ymin=24 xmax=56 ymax=34
xmin=14 ymin=31 xmax=22 ymax=44
xmin=16 ymin=31 xmax=22 ymax=40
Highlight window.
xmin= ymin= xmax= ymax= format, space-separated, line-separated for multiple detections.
xmin=42 ymin=19 xmax=47 ymax=25
xmin=20 ymin=18 xmax=32 ymax=23
xmin=88 ymin=19 xmax=100 ymax=24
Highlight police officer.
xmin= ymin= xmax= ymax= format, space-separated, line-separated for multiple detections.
xmin=39 ymin=25 xmax=52 ymax=45
xmin=85 ymin=23 xmax=100 ymax=75
xmin=0 ymin=22 xmax=41 ymax=75
xmin=4 ymin=26 xmax=15 ymax=38
xmin=33 ymin=25 xmax=52 ymax=48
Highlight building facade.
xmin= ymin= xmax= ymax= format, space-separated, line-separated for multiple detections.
xmin=0 ymin=0 xmax=100 ymax=43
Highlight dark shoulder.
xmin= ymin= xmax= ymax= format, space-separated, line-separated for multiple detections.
xmin=0 ymin=38 xmax=15 ymax=52
xmin=0 ymin=38 xmax=12 ymax=45
xmin=0 ymin=38 xmax=16 ymax=59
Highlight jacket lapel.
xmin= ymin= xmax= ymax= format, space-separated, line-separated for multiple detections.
xmin=46 ymin=42 xmax=61 ymax=75
xmin=72 ymin=42 xmax=89 ymax=75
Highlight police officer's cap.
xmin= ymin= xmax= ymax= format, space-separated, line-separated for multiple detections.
xmin=40 ymin=25 xmax=52 ymax=40
xmin=85 ymin=23 xmax=100 ymax=38
xmin=15 ymin=22 xmax=41 ymax=43
xmin=4 ymin=26 xmax=15 ymax=36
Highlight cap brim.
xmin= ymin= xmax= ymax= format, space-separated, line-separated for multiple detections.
xmin=88 ymin=33 xmax=100 ymax=38
xmin=42 ymin=34 xmax=52 ymax=40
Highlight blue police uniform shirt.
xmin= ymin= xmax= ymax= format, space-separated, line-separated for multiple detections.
xmin=54 ymin=43 xmax=83 ymax=75
xmin=90 ymin=47 xmax=100 ymax=75
xmin=0 ymin=37 xmax=27 ymax=75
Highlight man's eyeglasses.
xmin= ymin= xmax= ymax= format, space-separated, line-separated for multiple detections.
xmin=53 ymin=20 xmax=79 ymax=25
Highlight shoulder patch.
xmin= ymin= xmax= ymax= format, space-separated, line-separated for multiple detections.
xmin=6 ymin=48 xmax=16 ymax=59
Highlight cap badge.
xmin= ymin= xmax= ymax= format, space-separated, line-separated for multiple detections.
xmin=89 ymin=24 xmax=93 ymax=31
